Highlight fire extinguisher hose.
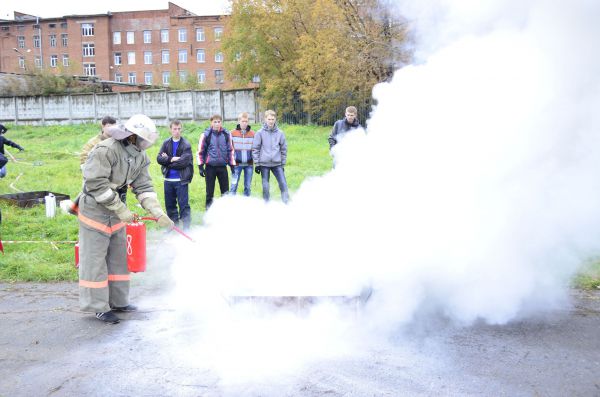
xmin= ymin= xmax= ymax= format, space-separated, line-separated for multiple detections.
xmin=139 ymin=217 xmax=194 ymax=242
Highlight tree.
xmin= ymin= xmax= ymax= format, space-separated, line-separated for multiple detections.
xmin=223 ymin=0 xmax=411 ymax=121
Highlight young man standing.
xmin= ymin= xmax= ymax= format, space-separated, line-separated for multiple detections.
xmin=230 ymin=112 xmax=255 ymax=196
xmin=80 ymin=116 xmax=117 ymax=167
xmin=197 ymin=115 xmax=235 ymax=209
xmin=252 ymin=110 xmax=289 ymax=203
xmin=328 ymin=106 xmax=362 ymax=149
xmin=0 ymin=123 xmax=24 ymax=178
xmin=157 ymin=120 xmax=194 ymax=230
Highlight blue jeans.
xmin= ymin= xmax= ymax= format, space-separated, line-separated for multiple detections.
xmin=164 ymin=180 xmax=191 ymax=230
xmin=230 ymin=165 xmax=253 ymax=196
xmin=260 ymin=165 xmax=289 ymax=203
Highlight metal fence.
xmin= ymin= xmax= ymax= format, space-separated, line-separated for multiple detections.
xmin=277 ymin=93 xmax=374 ymax=127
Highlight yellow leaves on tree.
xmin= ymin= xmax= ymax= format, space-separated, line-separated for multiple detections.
xmin=223 ymin=0 xmax=411 ymax=119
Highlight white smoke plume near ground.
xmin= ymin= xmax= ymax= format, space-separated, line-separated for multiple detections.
xmin=148 ymin=0 xmax=600 ymax=385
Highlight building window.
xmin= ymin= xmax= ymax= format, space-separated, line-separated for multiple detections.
xmin=161 ymin=29 xmax=169 ymax=43
xmin=114 ymin=52 xmax=122 ymax=65
xmin=178 ymin=71 xmax=188 ymax=81
xmin=84 ymin=63 xmax=96 ymax=76
xmin=17 ymin=25 xmax=24 ymax=31
xmin=82 ymin=43 xmax=95 ymax=57
xmin=196 ymin=27 xmax=205 ymax=42
xmin=81 ymin=23 xmax=94 ymax=36
xmin=161 ymin=50 xmax=169 ymax=64
xmin=18 ymin=57 xmax=25 ymax=69
xmin=214 ymin=69 xmax=224 ymax=84
xmin=144 ymin=51 xmax=152 ymax=64
xmin=215 ymin=51 xmax=224 ymax=63
xmin=113 ymin=31 xmax=121 ymax=45
xmin=62 ymin=54 xmax=69 ymax=66
xmin=144 ymin=72 xmax=153 ymax=85
xmin=34 ymin=56 xmax=42 ymax=68
xmin=178 ymin=28 xmax=187 ymax=42
xmin=214 ymin=27 xmax=223 ymax=41
xmin=61 ymin=33 xmax=68 ymax=47
xmin=48 ymin=23 xmax=56 ymax=29
xmin=115 ymin=73 xmax=123 ymax=82
xmin=178 ymin=50 xmax=187 ymax=63
xmin=50 ymin=55 xmax=58 ymax=67
xmin=49 ymin=34 xmax=56 ymax=47
xmin=33 ymin=35 xmax=40 ymax=48
xmin=196 ymin=49 xmax=205 ymax=63
xmin=162 ymin=71 xmax=170 ymax=85
xmin=128 ymin=51 xmax=136 ymax=65
xmin=33 ymin=24 xmax=40 ymax=30
xmin=128 ymin=72 xmax=136 ymax=84
xmin=197 ymin=70 xmax=205 ymax=84
xmin=126 ymin=31 xmax=134 ymax=44
xmin=143 ymin=30 xmax=151 ymax=44
xmin=252 ymin=75 xmax=261 ymax=83
xmin=60 ymin=22 xmax=67 ymax=29
xmin=17 ymin=36 xmax=25 ymax=48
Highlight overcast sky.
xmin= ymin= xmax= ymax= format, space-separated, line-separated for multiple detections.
xmin=0 ymin=0 xmax=230 ymax=20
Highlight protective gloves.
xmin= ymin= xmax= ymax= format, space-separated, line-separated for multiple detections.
xmin=157 ymin=214 xmax=175 ymax=229
xmin=140 ymin=194 xmax=173 ymax=229
xmin=198 ymin=164 xmax=205 ymax=177
xmin=115 ymin=204 xmax=135 ymax=223
xmin=255 ymin=166 xmax=261 ymax=175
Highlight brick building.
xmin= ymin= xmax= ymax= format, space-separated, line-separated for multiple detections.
xmin=0 ymin=2 xmax=234 ymax=89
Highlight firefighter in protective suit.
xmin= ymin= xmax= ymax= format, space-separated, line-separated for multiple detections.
xmin=78 ymin=114 xmax=174 ymax=324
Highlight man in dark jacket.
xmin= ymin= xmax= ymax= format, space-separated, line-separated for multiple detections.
xmin=0 ymin=123 xmax=25 ymax=178
xmin=157 ymin=120 xmax=194 ymax=230
xmin=328 ymin=106 xmax=361 ymax=149
xmin=197 ymin=115 xmax=235 ymax=209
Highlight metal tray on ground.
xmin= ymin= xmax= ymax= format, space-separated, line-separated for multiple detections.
xmin=0 ymin=191 xmax=70 ymax=208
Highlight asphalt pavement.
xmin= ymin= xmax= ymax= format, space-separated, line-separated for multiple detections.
xmin=1 ymin=281 xmax=599 ymax=397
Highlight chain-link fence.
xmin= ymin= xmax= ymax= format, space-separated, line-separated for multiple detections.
xmin=275 ymin=93 xmax=374 ymax=127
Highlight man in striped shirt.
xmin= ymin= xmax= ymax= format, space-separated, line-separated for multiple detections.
xmin=229 ymin=112 xmax=256 ymax=196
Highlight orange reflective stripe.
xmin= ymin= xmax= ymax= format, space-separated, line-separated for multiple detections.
xmin=78 ymin=212 xmax=126 ymax=234
xmin=79 ymin=279 xmax=108 ymax=288
xmin=108 ymin=274 xmax=130 ymax=281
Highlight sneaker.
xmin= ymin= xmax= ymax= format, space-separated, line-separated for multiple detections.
xmin=110 ymin=304 xmax=138 ymax=312
xmin=95 ymin=311 xmax=120 ymax=324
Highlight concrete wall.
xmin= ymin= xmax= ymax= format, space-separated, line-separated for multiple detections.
xmin=0 ymin=89 xmax=257 ymax=125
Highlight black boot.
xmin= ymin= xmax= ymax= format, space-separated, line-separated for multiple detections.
xmin=95 ymin=311 xmax=120 ymax=324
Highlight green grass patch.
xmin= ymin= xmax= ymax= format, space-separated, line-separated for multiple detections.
xmin=0 ymin=122 xmax=332 ymax=281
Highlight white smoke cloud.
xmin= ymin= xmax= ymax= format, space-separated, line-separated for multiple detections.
xmin=144 ymin=0 xmax=600 ymax=384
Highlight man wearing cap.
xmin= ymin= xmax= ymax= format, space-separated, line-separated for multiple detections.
xmin=78 ymin=114 xmax=174 ymax=324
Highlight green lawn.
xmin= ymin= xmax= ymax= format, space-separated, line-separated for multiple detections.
xmin=1 ymin=122 xmax=599 ymax=289
xmin=0 ymin=122 xmax=332 ymax=281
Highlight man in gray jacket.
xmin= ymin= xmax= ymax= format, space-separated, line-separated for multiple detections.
xmin=252 ymin=110 xmax=289 ymax=203
xmin=79 ymin=114 xmax=174 ymax=324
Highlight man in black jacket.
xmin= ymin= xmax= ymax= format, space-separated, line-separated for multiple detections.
xmin=157 ymin=120 xmax=194 ymax=230
xmin=197 ymin=115 xmax=235 ymax=209
xmin=0 ymin=124 xmax=25 ymax=178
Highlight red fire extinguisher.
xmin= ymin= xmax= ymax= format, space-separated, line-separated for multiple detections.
xmin=74 ymin=216 xmax=192 ymax=271
xmin=126 ymin=220 xmax=147 ymax=273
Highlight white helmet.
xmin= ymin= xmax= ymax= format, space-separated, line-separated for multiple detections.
xmin=109 ymin=114 xmax=159 ymax=150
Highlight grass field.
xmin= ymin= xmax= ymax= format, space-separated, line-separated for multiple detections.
xmin=1 ymin=122 xmax=599 ymax=288
xmin=0 ymin=121 xmax=332 ymax=281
